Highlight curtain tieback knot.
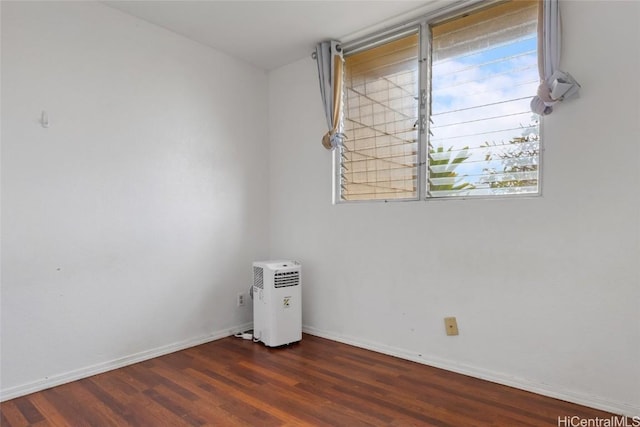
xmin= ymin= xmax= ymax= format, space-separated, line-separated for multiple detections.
xmin=322 ymin=131 xmax=345 ymax=150
xmin=530 ymin=82 xmax=555 ymax=115
xmin=531 ymin=71 xmax=581 ymax=116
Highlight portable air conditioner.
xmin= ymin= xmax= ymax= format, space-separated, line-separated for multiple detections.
xmin=252 ymin=260 xmax=302 ymax=347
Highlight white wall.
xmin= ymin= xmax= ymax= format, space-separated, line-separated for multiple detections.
xmin=1 ymin=1 xmax=268 ymax=398
xmin=2 ymin=0 xmax=638 ymax=415
xmin=268 ymin=0 xmax=640 ymax=416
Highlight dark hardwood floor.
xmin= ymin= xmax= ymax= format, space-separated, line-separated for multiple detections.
xmin=1 ymin=334 xmax=615 ymax=426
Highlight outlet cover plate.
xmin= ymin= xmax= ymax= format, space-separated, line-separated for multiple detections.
xmin=444 ymin=317 xmax=459 ymax=336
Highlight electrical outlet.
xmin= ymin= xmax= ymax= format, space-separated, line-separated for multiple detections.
xmin=237 ymin=293 xmax=245 ymax=307
xmin=444 ymin=317 xmax=459 ymax=336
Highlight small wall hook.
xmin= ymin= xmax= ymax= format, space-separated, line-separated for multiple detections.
xmin=40 ymin=111 xmax=49 ymax=128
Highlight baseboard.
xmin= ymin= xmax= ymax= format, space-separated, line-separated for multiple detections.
xmin=302 ymin=325 xmax=639 ymax=418
xmin=0 ymin=322 xmax=253 ymax=402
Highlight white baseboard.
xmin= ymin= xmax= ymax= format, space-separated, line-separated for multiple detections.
xmin=303 ymin=325 xmax=640 ymax=418
xmin=0 ymin=322 xmax=253 ymax=402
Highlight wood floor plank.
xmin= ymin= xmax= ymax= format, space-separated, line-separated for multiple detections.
xmin=80 ymin=378 xmax=144 ymax=425
xmin=142 ymin=361 xmax=255 ymax=426
xmin=1 ymin=334 xmax=619 ymax=426
xmin=184 ymin=367 xmax=303 ymax=425
xmin=13 ymin=396 xmax=45 ymax=424
xmin=1 ymin=410 xmax=14 ymax=427
xmin=28 ymin=393 xmax=77 ymax=427
xmin=109 ymin=367 xmax=153 ymax=393
xmin=235 ymin=360 xmax=300 ymax=387
xmin=39 ymin=388 xmax=104 ymax=427
xmin=294 ymin=381 xmax=397 ymax=425
xmin=1 ymin=401 xmax=29 ymax=427
xmin=198 ymin=382 xmax=282 ymax=426
xmin=128 ymin=398 xmax=190 ymax=426
xmin=374 ymin=371 xmax=546 ymax=425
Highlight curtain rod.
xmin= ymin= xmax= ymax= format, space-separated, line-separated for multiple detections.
xmin=311 ymin=0 xmax=491 ymax=59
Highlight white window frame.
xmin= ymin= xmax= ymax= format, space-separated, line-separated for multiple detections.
xmin=333 ymin=0 xmax=543 ymax=204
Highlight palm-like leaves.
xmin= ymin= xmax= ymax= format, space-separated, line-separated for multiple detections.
xmin=428 ymin=146 xmax=475 ymax=193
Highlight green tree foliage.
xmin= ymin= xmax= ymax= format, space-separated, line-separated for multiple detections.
xmin=481 ymin=117 xmax=539 ymax=189
xmin=482 ymin=133 xmax=539 ymax=189
xmin=428 ymin=145 xmax=475 ymax=193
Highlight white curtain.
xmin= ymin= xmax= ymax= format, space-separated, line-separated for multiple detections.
xmin=314 ymin=40 xmax=345 ymax=150
xmin=530 ymin=0 xmax=580 ymax=115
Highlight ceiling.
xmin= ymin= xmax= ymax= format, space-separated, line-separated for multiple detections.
xmin=102 ymin=1 xmax=438 ymax=70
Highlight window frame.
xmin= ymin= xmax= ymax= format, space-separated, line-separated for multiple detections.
xmin=333 ymin=0 xmax=543 ymax=204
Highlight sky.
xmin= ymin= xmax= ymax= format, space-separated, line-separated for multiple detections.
xmin=428 ymin=33 xmax=540 ymax=195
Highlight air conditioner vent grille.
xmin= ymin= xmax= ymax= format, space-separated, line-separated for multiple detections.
xmin=254 ymin=267 xmax=264 ymax=289
xmin=274 ymin=270 xmax=300 ymax=288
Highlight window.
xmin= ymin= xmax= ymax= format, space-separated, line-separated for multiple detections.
xmin=341 ymin=32 xmax=420 ymax=201
xmin=337 ymin=0 xmax=540 ymax=202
